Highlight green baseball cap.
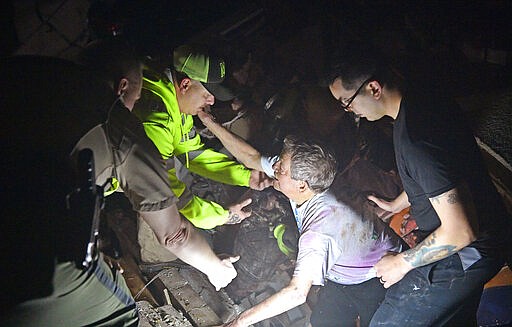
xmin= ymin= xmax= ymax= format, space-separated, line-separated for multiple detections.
xmin=173 ymin=44 xmax=235 ymax=101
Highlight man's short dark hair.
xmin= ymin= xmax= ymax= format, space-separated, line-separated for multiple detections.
xmin=323 ymin=42 xmax=402 ymax=92
xmin=78 ymin=37 xmax=142 ymax=87
xmin=174 ymin=70 xmax=189 ymax=84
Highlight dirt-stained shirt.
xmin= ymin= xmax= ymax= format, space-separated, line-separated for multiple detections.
xmin=261 ymin=156 xmax=405 ymax=285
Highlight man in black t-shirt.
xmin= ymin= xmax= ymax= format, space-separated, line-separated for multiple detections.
xmin=326 ymin=44 xmax=511 ymax=326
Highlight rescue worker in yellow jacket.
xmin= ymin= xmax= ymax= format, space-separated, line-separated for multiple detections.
xmin=133 ymin=45 xmax=271 ymax=261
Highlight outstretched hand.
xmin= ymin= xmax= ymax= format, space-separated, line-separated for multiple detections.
xmin=226 ymin=198 xmax=253 ymax=224
xmin=207 ymin=255 xmax=240 ymax=291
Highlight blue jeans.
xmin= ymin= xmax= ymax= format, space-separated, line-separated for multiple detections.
xmin=310 ymin=278 xmax=386 ymax=327
xmin=369 ymin=254 xmax=504 ymax=326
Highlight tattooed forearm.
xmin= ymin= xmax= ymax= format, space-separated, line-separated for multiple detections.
xmin=402 ymin=232 xmax=457 ymax=267
xmin=447 ymin=193 xmax=459 ymax=204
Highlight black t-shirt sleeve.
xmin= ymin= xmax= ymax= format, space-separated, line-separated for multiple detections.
xmin=406 ymin=138 xmax=459 ymax=198
xmin=401 ymin=92 xmax=463 ymax=199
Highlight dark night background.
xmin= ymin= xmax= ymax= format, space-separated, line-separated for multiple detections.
xmin=1 ymin=0 xmax=511 ymax=185
xmin=1 ymin=0 xmax=511 ymax=165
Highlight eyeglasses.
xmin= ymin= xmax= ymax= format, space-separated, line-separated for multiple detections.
xmin=339 ymin=77 xmax=373 ymax=112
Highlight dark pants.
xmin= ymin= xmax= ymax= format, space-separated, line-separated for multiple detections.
xmin=369 ymin=254 xmax=505 ymax=327
xmin=310 ymin=278 xmax=386 ymax=327
xmin=2 ymin=256 xmax=138 ymax=327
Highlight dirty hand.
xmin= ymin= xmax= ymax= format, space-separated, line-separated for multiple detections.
xmin=226 ymin=198 xmax=253 ymax=224
xmin=249 ymin=170 xmax=273 ymax=190
xmin=374 ymin=252 xmax=412 ymax=289
xmin=207 ymin=255 xmax=240 ymax=291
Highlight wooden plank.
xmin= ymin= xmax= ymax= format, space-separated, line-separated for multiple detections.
xmin=485 ymin=266 xmax=512 ymax=289
xmin=103 ymin=207 xmax=162 ymax=307
xmin=105 ymin=207 xmax=141 ymax=260
xmin=111 ymin=254 xmax=159 ymax=307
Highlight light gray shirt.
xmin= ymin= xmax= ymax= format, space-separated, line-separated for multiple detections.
xmin=261 ymin=156 xmax=405 ymax=285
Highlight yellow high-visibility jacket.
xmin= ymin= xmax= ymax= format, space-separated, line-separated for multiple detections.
xmin=133 ymin=71 xmax=251 ymax=229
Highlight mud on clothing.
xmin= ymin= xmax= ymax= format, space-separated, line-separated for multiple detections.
xmin=370 ymin=89 xmax=511 ymax=326
xmin=261 ymin=156 xmax=405 ymax=325
xmin=133 ymin=70 xmax=252 ymax=229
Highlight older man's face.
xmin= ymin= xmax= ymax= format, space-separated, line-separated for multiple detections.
xmin=272 ymin=153 xmax=302 ymax=201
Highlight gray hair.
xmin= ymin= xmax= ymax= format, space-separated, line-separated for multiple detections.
xmin=282 ymin=135 xmax=337 ymax=193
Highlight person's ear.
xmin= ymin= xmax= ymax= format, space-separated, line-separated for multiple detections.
xmin=178 ymin=78 xmax=192 ymax=94
xmin=368 ymin=80 xmax=382 ymax=99
xmin=117 ymin=78 xmax=129 ymax=97
xmin=298 ymin=180 xmax=309 ymax=193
